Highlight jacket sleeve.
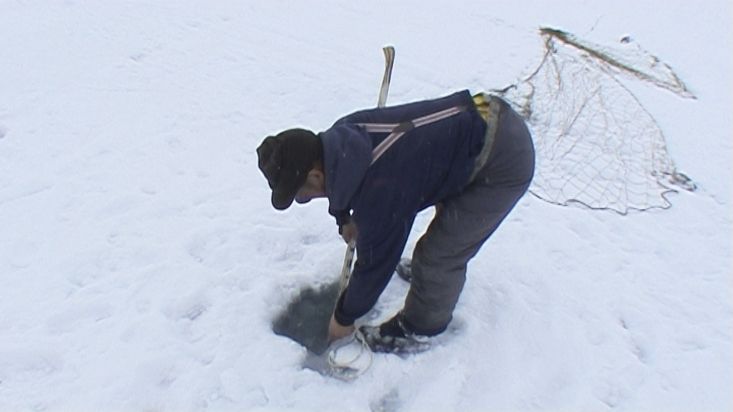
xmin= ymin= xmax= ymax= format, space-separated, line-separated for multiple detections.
xmin=333 ymin=213 xmax=416 ymax=326
xmin=320 ymin=123 xmax=372 ymax=229
xmin=329 ymin=209 xmax=351 ymax=228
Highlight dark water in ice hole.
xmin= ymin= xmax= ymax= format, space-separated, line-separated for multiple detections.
xmin=272 ymin=281 xmax=341 ymax=355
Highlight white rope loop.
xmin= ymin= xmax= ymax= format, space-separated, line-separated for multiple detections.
xmin=326 ymin=330 xmax=373 ymax=380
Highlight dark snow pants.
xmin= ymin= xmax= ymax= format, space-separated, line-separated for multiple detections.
xmin=402 ymin=97 xmax=535 ymax=336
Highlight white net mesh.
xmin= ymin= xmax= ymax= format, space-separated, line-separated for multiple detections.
xmin=497 ymin=28 xmax=696 ymax=214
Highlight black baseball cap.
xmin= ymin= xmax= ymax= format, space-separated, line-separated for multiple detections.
xmin=256 ymin=128 xmax=322 ymax=210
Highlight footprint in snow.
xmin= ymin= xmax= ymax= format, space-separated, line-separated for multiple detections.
xmin=163 ymin=294 xmax=210 ymax=322
xmin=370 ymin=389 xmax=401 ymax=412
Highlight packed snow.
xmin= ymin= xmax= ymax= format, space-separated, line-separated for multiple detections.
xmin=1 ymin=1 xmax=731 ymax=411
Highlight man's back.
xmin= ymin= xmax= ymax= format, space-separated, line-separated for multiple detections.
xmin=319 ymin=90 xmax=489 ymax=325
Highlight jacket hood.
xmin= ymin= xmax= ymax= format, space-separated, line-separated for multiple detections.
xmin=319 ymin=123 xmax=373 ymax=214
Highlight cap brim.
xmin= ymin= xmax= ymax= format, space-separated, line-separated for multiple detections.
xmin=271 ymin=169 xmax=308 ymax=210
xmin=272 ymin=187 xmax=296 ymax=210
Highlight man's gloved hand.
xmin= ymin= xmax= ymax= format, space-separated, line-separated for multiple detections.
xmin=328 ymin=313 xmax=355 ymax=343
xmin=339 ymin=222 xmax=358 ymax=244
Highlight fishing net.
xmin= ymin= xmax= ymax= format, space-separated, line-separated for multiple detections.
xmin=496 ymin=28 xmax=697 ymax=214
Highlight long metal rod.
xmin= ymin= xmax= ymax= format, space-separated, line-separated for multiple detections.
xmin=378 ymin=46 xmax=395 ymax=108
xmin=338 ymin=45 xmax=395 ymax=295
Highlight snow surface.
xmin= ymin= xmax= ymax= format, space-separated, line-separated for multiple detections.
xmin=1 ymin=1 xmax=731 ymax=411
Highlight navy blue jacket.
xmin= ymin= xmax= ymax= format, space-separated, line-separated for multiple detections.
xmin=319 ymin=90 xmax=488 ymax=326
